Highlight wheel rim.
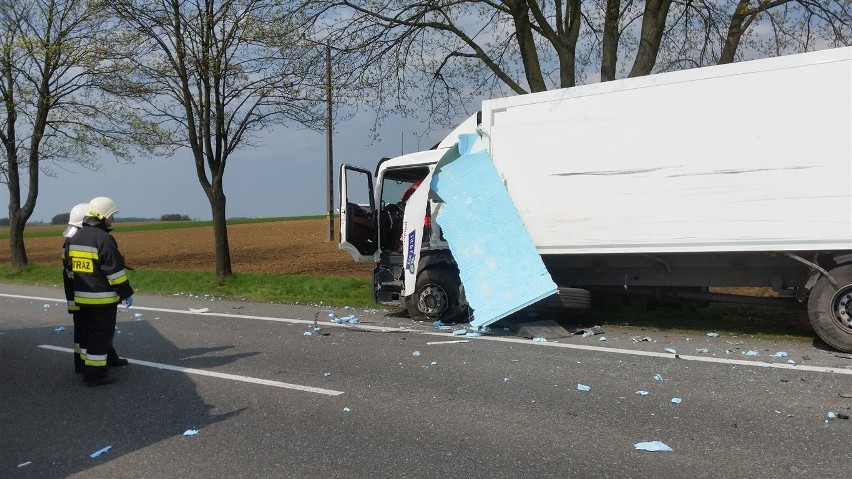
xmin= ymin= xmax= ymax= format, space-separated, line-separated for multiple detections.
xmin=418 ymin=284 xmax=448 ymax=317
xmin=830 ymin=283 xmax=852 ymax=333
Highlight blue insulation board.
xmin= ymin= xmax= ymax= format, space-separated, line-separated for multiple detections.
xmin=431 ymin=133 xmax=557 ymax=329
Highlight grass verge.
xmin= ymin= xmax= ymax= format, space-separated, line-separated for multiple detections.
xmin=0 ymin=264 xmax=375 ymax=308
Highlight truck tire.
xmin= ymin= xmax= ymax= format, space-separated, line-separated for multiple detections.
xmin=406 ymin=267 xmax=466 ymax=323
xmin=807 ymin=264 xmax=852 ymax=353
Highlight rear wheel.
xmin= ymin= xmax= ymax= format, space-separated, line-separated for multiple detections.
xmin=406 ymin=267 xmax=465 ymax=323
xmin=807 ymin=264 xmax=852 ymax=353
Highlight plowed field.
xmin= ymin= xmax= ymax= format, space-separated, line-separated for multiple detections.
xmin=5 ymin=219 xmax=374 ymax=278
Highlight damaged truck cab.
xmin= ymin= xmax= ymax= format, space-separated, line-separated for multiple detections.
xmin=340 ymin=116 xmax=478 ymax=323
xmin=340 ymin=47 xmax=852 ymax=352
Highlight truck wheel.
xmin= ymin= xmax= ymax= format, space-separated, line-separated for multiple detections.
xmin=406 ymin=267 xmax=465 ymax=323
xmin=807 ymin=264 xmax=852 ymax=353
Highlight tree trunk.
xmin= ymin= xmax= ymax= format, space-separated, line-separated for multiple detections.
xmin=508 ymin=0 xmax=547 ymax=92
xmin=600 ymin=0 xmax=621 ymax=82
xmin=8 ymin=215 xmax=28 ymax=272
xmin=210 ymin=188 xmax=232 ymax=279
xmin=628 ymin=0 xmax=672 ymax=78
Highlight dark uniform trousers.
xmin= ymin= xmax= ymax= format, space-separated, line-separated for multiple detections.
xmin=81 ymin=304 xmax=118 ymax=374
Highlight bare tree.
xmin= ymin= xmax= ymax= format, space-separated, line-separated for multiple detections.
xmin=108 ymin=0 xmax=325 ymax=278
xmin=303 ymin=0 xmax=851 ymax=128
xmin=0 ymin=0 xmax=154 ymax=272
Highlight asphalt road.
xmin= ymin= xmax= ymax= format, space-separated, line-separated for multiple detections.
xmin=1 ymin=283 xmax=850 ymax=478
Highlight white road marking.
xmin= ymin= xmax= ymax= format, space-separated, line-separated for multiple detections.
xmin=38 ymin=345 xmax=344 ymax=396
xmin=426 ymin=340 xmax=470 ymax=345
xmin=8 ymin=293 xmax=852 ymax=377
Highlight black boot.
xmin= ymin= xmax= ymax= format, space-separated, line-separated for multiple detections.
xmin=74 ymin=353 xmax=83 ymax=374
xmin=83 ymin=365 xmax=119 ymax=386
xmin=107 ymin=348 xmax=129 ymax=367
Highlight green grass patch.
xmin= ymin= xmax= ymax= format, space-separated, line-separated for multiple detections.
xmin=0 ymin=215 xmax=328 ymax=239
xmin=0 ymin=263 xmax=374 ymax=308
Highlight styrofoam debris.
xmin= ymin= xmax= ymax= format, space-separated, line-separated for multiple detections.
xmin=696 ymin=348 xmax=709 ymax=353
xmin=433 ymin=320 xmax=453 ymax=330
xmin=43 ymin=304 xmax=51 ymax=309
xmin=465 ymin=332 xmax=482 ymax=337
xmin=786 ymin=359 xmax=796 ymax=365
xmin=634 ymin=441 xmax=673 ymax=452
xmin=706 ymin=332 xmax=719 ymax=337
xmin=89 ymin=446 xmax=112 ymax=458
xmin=17 ymin=461 xmax=32 ymax=468
xmin=653 ymin=374 xmax=663 ymax=381
xmin=134 ymin=313 xmax=143 ymax=319
xmin=412 ymin=351 xmax=421 ymax=357
xmin=599 ymin=336 xmax=607 ymax=341
xmin=323 ymin=372 xmax=331 ymax=377
xmin=303 ymin=331 xmax=313 ymax=336
xmin=532 ymin=337 xmax=547 ymax=343
xmin=671 ymin=397 xmax=682 ymax=404
xmin=772 ymin=351 xmax=788 ymax=358
xmin=826 ymin=411 xmax=837 ymax=421
xmin=636 ymin=390 xmax=649 ymax=396
xmin=54 ymin=327 xmax=65 ymax=332
xmin=182 ymin=429 xmax=199 ymax=436
xmin=664 ymin=348 xmax=677 ymax=354
xmin=743 ymin=350 xmax=759 ymax=356
xmin=343 ymin=407 xmax=351 ymax=412
xmin=576 ymin=384 xmax=591 ymax=392
xmin=452 ymin=329 xmax=468 ymax=336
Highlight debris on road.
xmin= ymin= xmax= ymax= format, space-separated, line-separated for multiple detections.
xmin=634 ymin=441 xmax=673 ymax=452
xmin=631 ymin=336 xmax=653 ymax=342
xmin=636 ymin=390 xmax=649 ymax=396
xmin=576 ymin=384 xmax=591 ymax=392
xmin=671 ymin=398 xmax=682 ymax=404
xmin=182 ymin=429 xmax=199 ymax=436
xmin=706 ymin=332 xmax=719 ymax=337
xmin=772 ymin=352 xmax=788 ymax=358
xmin=576 ymin=325 xmax=605 ymax=337
xmin=412 ymin=351 xmax=421 ymax=357
xmin=89 ymin=446 xmax=112 ymax=458
xmin=17 ymin=461 xmax=32 ymax=468
xmin=433 ymin=320 xmax=453 ymax=330
xmin=517 ymin=320 xmax=574 ymax=340
xmin=188 ymin=308 xmax=209 ymax=313
xmin=653 ymin=374 xmax=663 ymax=381
xmin=664 ymin=348 xmax=677 ymax=354
xmin=696 ymin=348 xmax=709 ymax=353
xmin=342 ymin=407 xmax=351 ymax=412
xmin=54 ymin=327 xmax=65 ymax=332
xmin=743 ymin=350 xmax=759 ymax=356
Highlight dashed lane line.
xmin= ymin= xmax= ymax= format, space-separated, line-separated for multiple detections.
xmin=38 ymin=345 xmax=344 ymax=396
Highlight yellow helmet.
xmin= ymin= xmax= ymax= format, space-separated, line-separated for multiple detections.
xmin=88 ymin=196 xmax=118 ymax=220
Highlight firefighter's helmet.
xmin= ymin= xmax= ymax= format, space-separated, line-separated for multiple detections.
xmin=88 ymin=196 xmax=118 ymax=220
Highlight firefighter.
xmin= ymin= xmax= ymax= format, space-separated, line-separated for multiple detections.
xmin=62 ymin=203 xmax=129 ymax=374
xmin=65 ymin=197 xmax=134 ymax=386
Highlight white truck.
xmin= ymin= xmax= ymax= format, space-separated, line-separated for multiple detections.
xmin=339 ymin=46 xmax=852 ymax=352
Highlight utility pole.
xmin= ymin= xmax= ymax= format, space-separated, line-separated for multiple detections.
xmin=326 ymin=42 xmax=334 ymax=242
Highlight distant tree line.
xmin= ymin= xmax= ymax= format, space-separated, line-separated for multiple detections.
xmin=0 ymin=213 xmax=195 ymax=226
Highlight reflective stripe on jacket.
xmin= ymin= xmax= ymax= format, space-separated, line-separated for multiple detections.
xmin=65 ymin=222 xmax=133 ymax=307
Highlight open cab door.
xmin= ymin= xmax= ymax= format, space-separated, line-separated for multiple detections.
xmin=339 ymin=164 xmax=377 ymax=262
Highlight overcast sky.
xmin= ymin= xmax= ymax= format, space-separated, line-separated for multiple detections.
xmin=0 ymin=110 xmax=454 ymax=223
